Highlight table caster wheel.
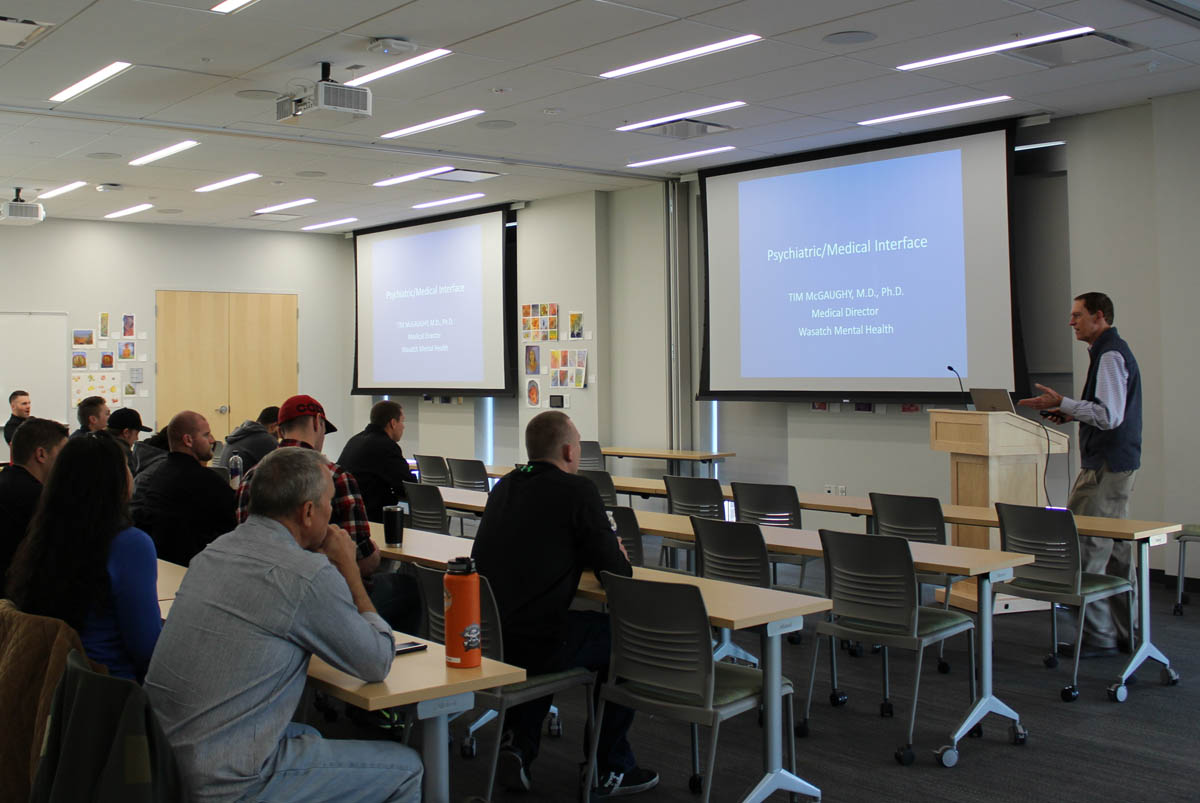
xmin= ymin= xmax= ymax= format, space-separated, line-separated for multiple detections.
xmin=880 ymin=700 xmax=894 ymax=718
xmin=460 ymin=737 xmax=477 ymax=759
xmin=830 ymin=689 xmax=848 ymax=707
xmin=547 ymin=714 xmax=563 ymax=737
xmin=1043 ymin=653 xmax=1059 ymax=669
xmin=787 ymin=632 xmax=803 ymax=645
xmin=937 ymin=659 xmax=951 ymax=674
xmin=795 ymin=719 xmax=809 ymax=738
xmin=968 ymin=723 xmax=983 ymax=738
xmin=934 ymin=746 xmax=958 ymax=768
xmin=688 ymin=774 xmax=703 ymax=794
xmin=895 ymin=745 xmax=915 ymax=766
xmin=1160 ymin=667 xmax=1180 ymax=686
xmin=1174 ymin=603 xmax=1185 ymax=616
xmin=1060 ymin=685 xmax=1079 ymax=702
xmin=1009 ymin=723 xmax=1027 ymax=745
xmin=1107 ymin=683 xmax=1128 ymax=702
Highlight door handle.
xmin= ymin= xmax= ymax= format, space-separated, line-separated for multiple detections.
xmin=216 ymin=405 xmax=230 ymax=414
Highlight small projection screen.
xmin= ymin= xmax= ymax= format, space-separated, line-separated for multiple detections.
xmin=354 ymin=207 xmax=515 ymax=396
xmin=700 ymin=122 xmax=1020 ymax=401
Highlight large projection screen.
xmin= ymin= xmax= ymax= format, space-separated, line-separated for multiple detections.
xmin=354 ymin=208 xmax=514 ymax=395
xmin=701 ymin=123 xmax=1017 ymax=401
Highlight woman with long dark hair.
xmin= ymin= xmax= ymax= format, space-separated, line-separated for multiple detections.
xmin=7 ymin=431 xmax=161 ymax=680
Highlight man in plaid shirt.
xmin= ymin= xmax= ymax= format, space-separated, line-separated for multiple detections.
xmin=237 ymin=395 xmax=419 ymax=634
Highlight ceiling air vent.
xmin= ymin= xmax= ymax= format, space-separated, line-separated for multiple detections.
xmin=1004 ymin=32 xmax=1133 ymax=69
xmin=0 ymin=15 xmax=53 ymax=48
xmin=635 ymin=118 xmax=734 ymax=139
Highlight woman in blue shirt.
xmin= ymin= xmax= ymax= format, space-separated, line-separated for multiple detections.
xmin=7 ymin=431 xmax=161 ymax=681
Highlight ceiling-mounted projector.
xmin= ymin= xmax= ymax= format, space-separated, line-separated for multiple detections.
xmin=276 ymin=61 xmax=371 ymax=122
xmin=368 ymin=37 xmax=417 ymax=56
xmin=0 ymin=188 xmax=44 ymax=226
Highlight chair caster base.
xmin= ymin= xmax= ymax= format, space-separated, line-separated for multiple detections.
xmin=934 ymin=745 xmax=958 ymax=768
xmin=880 ymin=700 xmax=894 ymax=718
xmin=1161 ymin=666 xmax=1181 ymax=686
xmin=1009 ymin=722 xmax=1028 ymax=745
xmin=895 ymin=745 xmax=915 ymax=766
xmin=937 ymin=659 xmax=951 ymax=674
xmin=830 ymin=689 xmax=848 ymax=707
xmin=688 ymin=774 xmax=703 ymax=794
xmin=1061 ymin=685 xmax=1079 ymax=702
xmin=1106 ymin=683 xmax=1128 ymax=703
xmin=1043 ymin=653 xmax=1059 ymax=669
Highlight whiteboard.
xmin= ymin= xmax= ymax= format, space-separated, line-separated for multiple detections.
xmin=0 ymin=311 xmax=70 ymax=462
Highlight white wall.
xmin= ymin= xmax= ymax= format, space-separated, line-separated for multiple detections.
xmin=0 ymin=217 xmax=360 ymax=456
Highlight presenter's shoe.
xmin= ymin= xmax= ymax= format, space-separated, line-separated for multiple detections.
xmin=498 ymin=745 xmax=533 ymax=792
xmin=591 ymin=767 xmax=659 ymax=798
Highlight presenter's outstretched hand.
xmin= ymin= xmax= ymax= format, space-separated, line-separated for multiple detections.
xmin=1018 ymin=383 xmax=1064 ymax=410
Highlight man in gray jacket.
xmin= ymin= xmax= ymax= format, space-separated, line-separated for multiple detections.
xmin=216 ymin=405 xmax=279 ymax=471
xmin=144 ymin=447 xmax=422 ymax=803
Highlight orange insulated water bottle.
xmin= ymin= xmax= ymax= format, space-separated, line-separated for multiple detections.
xmin=444 ymin=557 xmax=481 ymax=668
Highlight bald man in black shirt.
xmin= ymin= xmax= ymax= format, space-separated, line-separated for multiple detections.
xmin=472 ymin=412 xmax=656 ymax=798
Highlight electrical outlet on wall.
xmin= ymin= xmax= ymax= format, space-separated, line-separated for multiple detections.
xmin=824 ymin=484 xmax=834 ymax=494
xmin=837 ymin=485 xmax=847 ymax=496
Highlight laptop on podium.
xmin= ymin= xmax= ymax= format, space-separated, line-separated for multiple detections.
xmin=969 ymin=388 xmax=1016 ymax=413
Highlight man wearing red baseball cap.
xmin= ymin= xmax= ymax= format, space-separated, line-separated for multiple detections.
xmin=236 ymin=395 xmax=420 ymax=638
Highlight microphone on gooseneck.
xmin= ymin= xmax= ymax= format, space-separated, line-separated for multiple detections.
xmin=947 ymin=366 xmax=967 ymax=405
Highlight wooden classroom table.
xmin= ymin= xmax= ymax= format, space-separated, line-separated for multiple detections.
xmin=376 ymin=525 xmax=829 ymax=802
xmin=155 ymin=557 xmax=525 ymax=803
xmin=601 ymin=446 xmax=735 ymax=478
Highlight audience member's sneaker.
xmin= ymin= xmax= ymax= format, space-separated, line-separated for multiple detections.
xmin=347 ymin=705 xmax=406 ymax=732
xmin=497 ymin=746 xmax=532 ymax=792
xmin=592 ymin=767 xmax=659 ymax=798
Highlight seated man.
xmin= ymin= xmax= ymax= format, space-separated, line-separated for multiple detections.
xmin=145 ymin=447 xmax=422 ymax=803
xmin=471 ymin=411 xmax=657 ymax=797
xmin=133 ymin=411 xmax=237 ymax=566
xmin=105 ymin=407 xmax=152 ymax=473
xmin=70 ymin=395 xmax=109 ymax=439
xmin=217 ymin=405 xmax=280 ymax=472
xmin=237 ymin=395 xmax=419 ymax=634
xmin=0 ymin=417 xmax=68 ymax=597
xmin=4 ymin=389 xmax=30 ymax=445
xmin=336 ymin=400 xmax=417 ymax=522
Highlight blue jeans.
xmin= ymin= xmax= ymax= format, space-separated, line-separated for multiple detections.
xmin=238 ymin=723 xmax=422 ymax=803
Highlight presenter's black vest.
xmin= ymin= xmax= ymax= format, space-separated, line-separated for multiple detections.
xmin=1079 ymin=327 xmax=1141 ymax=472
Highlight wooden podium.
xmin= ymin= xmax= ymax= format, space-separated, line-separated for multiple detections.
xmin=930 ymin=409 xmax=1069 ymax=612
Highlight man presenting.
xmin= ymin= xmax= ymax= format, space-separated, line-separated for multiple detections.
xmin=1020 ymin=291 xmax=1141 ymax=656
xmin=4 ymin=390 xmax=30 ymax=445
xmin=134 ymin=411 xmax=237 ymax=566
xmin=0 ymin=417 xmax=68 ymax=596
xmin=336 ymin=400 xmax=417 ymax=522
xmin=472 ymin=411 xmax=657 ymax=798
xmin=145 ymin=447 xmax=422 ymax=803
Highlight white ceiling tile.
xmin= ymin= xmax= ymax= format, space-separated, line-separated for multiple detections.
xmin=818 ymin=85 xmax=1027 ymax=123
xmin=344 ymin=0 xmax=575 ymax=48
xmin=690 ymin=0 xmax=899 ymax=38
xmin=765 ymin=72 xmax=955 ymax=115
xmin=1042 ymin=0 xmax=1163 ymax=29
xmin=414 ymin=65 xmax=596 ymax=109
xmin=496 ymin=78 xmax=678 ymax=121
xmin=907 ymin=51 xmax=1047 ymax=84
xmin=698 ymin=56 xmax=892 ymax=102
xmin=746 ymin=124 xmax=890 ymax=155
xmin=574 ymin=95 xmax=793 ymax=131
xmin=974 ymin=49 xmax=1190 ymax=97
xmin=1108 ymin=17 xmax=1200 ymax=50
xmin=1163 ymin=40 xmax=1200 ymax=63
xmin=219 ymin=0 xmax=416 ymax=34
xmin=0 ymin=126 xmax=108 ymax=158
xmin=0 ymin=1 xmax=92 ymax=22
xmin=50 ymin=66 xmax=229 ymax=118
xmin=1025 ymin=63 xmax=1200 ymax=112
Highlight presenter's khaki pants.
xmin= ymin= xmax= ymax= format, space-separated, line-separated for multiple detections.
xmin=1068 ymin=464 xmax=1137 ymax=648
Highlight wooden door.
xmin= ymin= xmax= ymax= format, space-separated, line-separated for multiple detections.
xmin=157 ymin=291 xmax=231 ymax=439
xmin=229 ymin=292 xmax=298 ymax=425
xmin=156 ymin=290 xmax=297 ymax=441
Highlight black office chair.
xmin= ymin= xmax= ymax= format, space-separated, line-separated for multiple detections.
xmin=448 ymin=458 xmax=490 ymax=492
xmin=732 ymin=481 xmax=819 ymax=595
xmin=869 ymin=492 xmax=964 ymax=674
xmin=662 ymin=475 xmax=725 ymax=573
xmin=578 ymin=440 xmax=605 ymax=471
xmin=414 ymin=454 xmax=451 ymax=487
xmin=580 ymin=469 xmax=618 ymax=507
xmin=606 ymin=506 xmax=644 ymax=567
xmin=691 ymin=516 xmax=767 ymax=666
xmin=401 ymin=481 xmax=451 ymax=534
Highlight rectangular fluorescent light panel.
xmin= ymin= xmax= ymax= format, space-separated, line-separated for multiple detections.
xmin=374 ymin=166 xmax=455 ymax=187
xmin=210 ymin=0 xmax=261 ymax=13
xmin=346 ymin=49 xmax=453 ymax=87
xmin=129 ymin=139 xmax=199 ymax=166
xmin=302 ymin=217 xmax=358 ymax=231
xmin=412 ymin=192 xmax=485 ymax=209
xmin=897 ymin=27 xmax=1094 ymax=71
xmin=600 ymin=34 xmax=761 ymax=79
xmin=37 ymin=181 xmax=87 ymax=199
xmin=858 ymin=96 xmax=1012 ymax=126
xmin=105 ymin=203 xmax=153 ymax=219
xmin=381 ymin=110 xmax=485 ymax=139
xmin=194 ymin=172 xmax=262 ymax=192
xmin=254 ymin=198 xmax=316 ymax=214
xmin=616 ymin=101 xmax=747 ymax=132
xmin=626 ymin=145 xmax=735 ymax=168
xmin=49 ymin=61 xmax=132 ymax=102
xmin=1014 ymin=140 xmax=1065 ymax=151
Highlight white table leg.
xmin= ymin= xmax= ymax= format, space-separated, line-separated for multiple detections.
xmin=416 ymin=691 xmax=474 ymax=803
xmin=1116 ymin=539 xmax=1174 ymax=684
xmin=742 ymin=617 xmax=820 ymax=802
